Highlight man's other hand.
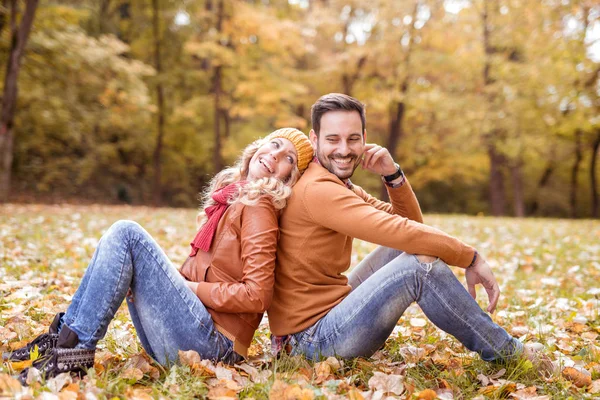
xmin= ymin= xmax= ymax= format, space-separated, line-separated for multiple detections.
xmin=465 ymin=255 xmax=500 ymax=313
xmin=361 ymin=143 xmax=397 ymax=176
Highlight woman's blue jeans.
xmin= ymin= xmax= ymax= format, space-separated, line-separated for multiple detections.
xmin=60 ymin=220 xmax=242 ymax=365
xmin=288 ymin=247 xmax=522 ymax=361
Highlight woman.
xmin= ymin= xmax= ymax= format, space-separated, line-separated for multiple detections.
xmin=4 ymin=128 xmax=314 ymax=383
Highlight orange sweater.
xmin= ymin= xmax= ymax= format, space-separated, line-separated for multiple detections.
xmin=268 ymin=163 xmax=476 ymax=336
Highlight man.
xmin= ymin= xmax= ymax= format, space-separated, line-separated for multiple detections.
xmin=268 ymin=93 xmax=533 ymax=363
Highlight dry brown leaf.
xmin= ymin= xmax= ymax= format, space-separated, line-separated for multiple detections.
xmin=121 ymin=368 xmax=144 ymax=382
xmin=0 ymin=373 xmax=22 ymax=396
xmin=313 ymin=361 xmax=333 ymax=383
xmin=207 ymin=385 xmax=237 ymax=400
xmin=324 ymin=356 xmax=342 ymax=371
xmin=178 ymin=349 xmax=201 ymax=367
xmin=126 ymin=387 xmax=155 ymax=400
xmin=57 ymin=391 xmax=78 ymax=400
xmin=588 ymin=379 xmax=600 ymax=394
xmin=398 ymin=346 xmax=425 ymax=364
xmin=415 ymin=388 xmax=438 ymax=399
xmin=562 ymin=367 xmax=592 ymax=388
xmin=347 ymin=388 xmax=365 ymax=400
xmin=269 ymin=380 xmax=315 ymax=400
xmin=367 ymin=371 xmax=404 ymax=395
xmin=47 ymin=372 xmax=73 ymax=393
xmin=62 ymin=382 xmax=80 ymax=393
xmin=124 ymin=354 xmax=160 ymax=380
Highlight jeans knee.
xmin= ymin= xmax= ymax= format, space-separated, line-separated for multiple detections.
xmin=415 ymin=254 xmax=437 ymax=263
xmin=106 ymin=220 xmax=144 ymax=243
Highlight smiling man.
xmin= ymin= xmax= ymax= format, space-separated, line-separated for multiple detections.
xmin=267 ymin=93 xmax=541 ymax=366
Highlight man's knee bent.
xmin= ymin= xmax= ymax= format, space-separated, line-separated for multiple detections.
xmin=415 ymin=254 xmax=437 ymax=263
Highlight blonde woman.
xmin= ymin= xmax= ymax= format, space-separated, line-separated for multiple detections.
xmin=5 ymin=128 xmax=314 ymax=384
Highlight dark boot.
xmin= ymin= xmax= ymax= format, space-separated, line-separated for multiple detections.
xmin=18 ymin=324 xmax=95 ymax=385
xmin=2 ymin=312 xmax=64 ymax=362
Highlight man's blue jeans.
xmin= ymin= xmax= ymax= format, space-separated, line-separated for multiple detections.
xmin=60 ymin=220 xmax=242 ymax=365
xmin=288 ymin=247 xmax=522 ymax=361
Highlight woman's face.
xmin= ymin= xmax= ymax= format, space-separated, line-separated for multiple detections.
xmin=247 ymin=138 xmax=297 ymax=181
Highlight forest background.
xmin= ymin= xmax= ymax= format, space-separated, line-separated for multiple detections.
xmin=0 ymin=0 xmax=599 ymax=218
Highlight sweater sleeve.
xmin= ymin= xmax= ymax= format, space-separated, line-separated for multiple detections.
xmin=352 ymin=178 xmax=424 ymax=223
xmin=195 ymin=198 xmax=278 ymax=313
xmin=304 ymin=180 xmax=474 ymax=268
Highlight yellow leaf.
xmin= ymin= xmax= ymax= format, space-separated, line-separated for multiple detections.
xmin=8 ymin=359 xmax=33 ymax=371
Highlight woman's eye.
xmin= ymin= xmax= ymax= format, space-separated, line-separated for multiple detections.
xmin=271 ymin=140 xmax=280 ymax=148
xmin=287 ymin=156 xmax=294 ymax=164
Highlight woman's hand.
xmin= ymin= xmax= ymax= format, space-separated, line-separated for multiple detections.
xmin=465 ymin=254 xmax=500 ymax=313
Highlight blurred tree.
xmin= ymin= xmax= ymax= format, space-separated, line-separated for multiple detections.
xmin=0 ymin=0 xmax=39 ymax=202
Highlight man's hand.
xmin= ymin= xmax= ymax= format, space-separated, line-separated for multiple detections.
xmin=361 ymin=143 xmax=397 ymax=176
xmin=465 ymin=254 xmax=500 ymax=313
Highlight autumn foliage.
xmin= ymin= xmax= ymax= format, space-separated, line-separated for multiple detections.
xmin=0 ymin=0 xmax=598 ymax=217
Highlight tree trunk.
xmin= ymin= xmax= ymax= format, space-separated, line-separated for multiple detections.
xmin=590 ymin=130 xmax=600 ymax=218
xmin=0 ymin=0 xmax=39 ymax=203
xmin=570 ymin=129 xmax=583 ymax=218
xmin=510 ymin=161 xmax=525 ymax=217
xmin=488 ymin=143 xmax=506 ymax=216
xmin=212 ymin=66 xmax=223 ymax=172
xmin=341 ymin=56 xmax=367 ymax=97
xmin=481 ymin=0 xmax=505 ymax=215
xmin=211 ymin=0 xmax=225 ymax=173
xmin=98 ymin=0 xmax=111 ymax=34
xmin=380 ymin=2 xmax=419 ymax=201
xmin=151 ymin=0 xmax=165 ymax=206
xmin=528 ymin=145 xmax=556 ymax=215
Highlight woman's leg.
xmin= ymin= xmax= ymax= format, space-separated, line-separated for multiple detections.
xmin=291 ymin=252 xmax=521 ymax=362
xmin=61 ymin=220 xmax=239 ymax=364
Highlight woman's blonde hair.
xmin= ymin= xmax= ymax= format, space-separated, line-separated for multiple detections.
xmin=196 ymin=137 xmax=301 ymax=227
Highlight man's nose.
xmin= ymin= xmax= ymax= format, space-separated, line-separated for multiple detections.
xmin=338 ymin=141 xmax=350 ymax=155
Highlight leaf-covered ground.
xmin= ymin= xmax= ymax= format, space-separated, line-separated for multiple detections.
xmin=1 ymin=204 xmax=599 ymax=399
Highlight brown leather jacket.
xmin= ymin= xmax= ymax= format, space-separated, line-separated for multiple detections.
xmin=180 ymin=196 xmax=278 ymax=357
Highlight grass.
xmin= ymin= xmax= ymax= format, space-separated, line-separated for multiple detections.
xmin=0 ymin=204 xmax=599 ymax=398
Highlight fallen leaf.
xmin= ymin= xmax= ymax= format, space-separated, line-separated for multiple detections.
xmin=398 ymin=346 xmax=425 ymax=364
xmin=121 ymin=368 xmax=144 ymax=382
xmin=0 ymin=373 xmax=22 ymax=396
xmin=589 ymin=379 xmax=600 ymax=394
xmin=415 ymin=388 xmax=437 ymax=399
xmin=410 ymin=318 xmax=427 ymax=328
xmin=562 ymin=367 xmax=592 ymax=388
xmin=47 ymin=372 xmax=72 ymax=393
xmin=8 ymin=359 xmax=33 ymax=371
xmin=178 ymin=349 xmax=201 ymax=367
xmin=314 ymin=361 xmax=333 ymax=383
xmin=368 ymin=371 xmax=404 ymax=395
xmin=269 ymin=380 xmax=315 ymax=400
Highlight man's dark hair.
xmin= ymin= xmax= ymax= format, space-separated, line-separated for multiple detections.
xmin=310 ymin=93 xmax=366 ymax=137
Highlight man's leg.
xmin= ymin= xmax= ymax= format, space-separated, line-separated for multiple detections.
xmin=291 ymin=252 xmax=521 ymax=361
xmin=347 ymin=246 xmax=401 ymax=290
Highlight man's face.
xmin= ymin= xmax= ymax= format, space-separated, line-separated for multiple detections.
xmin=310 ymin=110 xmax=365 ymax=180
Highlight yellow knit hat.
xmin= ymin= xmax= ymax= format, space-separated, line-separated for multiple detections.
xmin=265 ymin=128 xmax=313 ymax=173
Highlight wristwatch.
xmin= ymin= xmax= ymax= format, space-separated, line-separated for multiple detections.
xmin=383 ymin=163 xmax=402 ymax=182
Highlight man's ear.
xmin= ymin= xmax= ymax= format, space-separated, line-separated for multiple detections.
xmin=363 ymin=129 xmax=367 ymax=143
xmin=309 ymin=129 xmax=318 ymax=147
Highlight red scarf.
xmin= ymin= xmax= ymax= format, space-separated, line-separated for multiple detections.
xmin=189 ymin=181 xmax=246 ymax=256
